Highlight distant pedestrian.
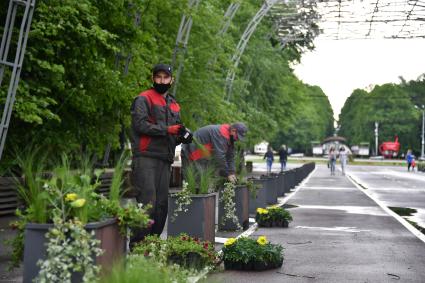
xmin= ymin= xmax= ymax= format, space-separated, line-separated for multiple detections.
xmin=328 ymin=147 xmax=337 ymax=176
xmin=339 ymin=146 xmax=348 ymax=175
xmin=412 ymin=158 xmax=416 ymax=172
xmin=406 ymin=150 xmax=414 ymax=172
xmin=264 ymin=146 xmax=274 ymax=174
xmin=278 ymin=144 xmax=288 ymax=172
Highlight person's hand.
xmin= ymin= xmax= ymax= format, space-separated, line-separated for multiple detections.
xmin=228 ymin=174 xmax=237 ymax=183
xmin=167 ymin=124 xmax=181 ymax=135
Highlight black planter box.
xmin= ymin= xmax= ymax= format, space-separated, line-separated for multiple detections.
xmin=287 ymin=169 xmax=296 ymax=190
xmin=256 ymin=219 xmax=289 ymax=228
xmin=224 ymin=258 xmax=283 ymax=271
xmin=23 ymin=218 xmax=125 ymax=283
xmin=261 ymin=176 xmax=278 ymax=205
xmin=249 ymin=179 xmax=268 ymax=215
xmin=218 ymin=185 xmax=249 ymax=231
xmin=168 ymin=193 xmax=216 ymax=243
xmin=274 ymin=173 xmax=285 ymax=197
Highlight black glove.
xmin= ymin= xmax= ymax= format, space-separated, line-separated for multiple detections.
xmin=178 ymin=125 xmax=193 ymax=144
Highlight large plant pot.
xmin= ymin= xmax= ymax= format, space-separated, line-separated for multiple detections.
xmin=218 ymin=185 xmax=249 ymax=231
xmin=260 ymin=176 xmax=278 ymax=205
xmin=224 ymin=258 xmax=283 ymax=271
xmin=23 ymin=218 xmax=125 ymax=283
xmin=248 ymin=179 xmax=268 ymax=215
xmin=286 ymin=169 xmax=295 ymax=190
xmin=272 ymin=173 xmax=285 ymax=197
xmin=168 ymin=193 xmax=216 ymax=243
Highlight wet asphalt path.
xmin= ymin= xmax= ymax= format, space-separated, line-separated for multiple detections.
xmin=346 ymin=165 xmax=425 ymax=228
xmin=206 ymin=165 xmax=425 ymax=283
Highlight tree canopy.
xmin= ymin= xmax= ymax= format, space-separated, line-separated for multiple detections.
xmin=339 ymin=78 xmax=425 ymax=156
xmin=0 ymin=0 xmax=334 ymax=169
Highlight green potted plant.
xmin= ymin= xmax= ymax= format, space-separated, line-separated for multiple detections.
xmin=9 ymin=152 xmax=150 ymax=282
xmin=133 ymin=233 xmax=219 ymax=271
xmin=168 ymin=164 xmax=217 ymax=242
xmin=222 ymin=236 xmax=284 ymax=271
xmin=255 ymin=206 xmax=293 ymax=227
xmin=218 ymin=150 xmax=249 ymax=231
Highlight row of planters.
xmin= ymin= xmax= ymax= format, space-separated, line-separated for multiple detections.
xmin=167 ymin=160 xmax=315 ymax=244
xmin=7 ymin=149 xmax=312 ymax=281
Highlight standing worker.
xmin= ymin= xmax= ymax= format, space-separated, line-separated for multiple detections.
xmin=130 ymin=63 xmax=191 ymax=244
xmin=278 ymin=144 xmax=288 ymax=172
xmin=264 ymin=146 xmax=274 ymax=175
xmin=181 ymin=123 xmax=248 ymax=183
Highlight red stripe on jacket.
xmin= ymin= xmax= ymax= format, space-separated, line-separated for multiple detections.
xmin=189 ymin=143 xmax=213 ymax=161
xmin=219 ymin=124 xmax=231 ymax=140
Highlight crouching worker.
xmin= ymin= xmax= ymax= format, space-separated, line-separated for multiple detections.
xmin=181 ymin=123 xmax=248 ymax=183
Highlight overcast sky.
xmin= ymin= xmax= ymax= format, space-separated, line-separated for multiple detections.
xmin=293 ymin=37 xmax=425 ymax=120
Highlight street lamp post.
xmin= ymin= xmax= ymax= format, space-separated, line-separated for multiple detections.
xmin=421 ymin=105 xmax=424 ymax=159
xmin=415 ymin=105 xmax=425 ymax=160
xmin=375 ymin=121 xmax=379 ymax=156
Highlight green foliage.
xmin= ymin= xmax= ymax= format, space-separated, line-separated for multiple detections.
xmin=15 ymin=148 xmax=49 ymax=223
xmin=219 ymin=182 xmax=241 ymax=230
xmin=108 ymin=152 xmax=129 ymax=203
xmin=339 ymin=80 xmax=424 ymax=155
xmin=222 ymin=236 xmax=284 ymax=265
xmin=0 ymin=0 xmax=331 ymax=168
xmin=36 ymin=218 xmax=103 ymax=283
xmin=133 ymin=234 xmax=218 ymax=271
xmin=100 ymin=255 xmax=191 ymax=283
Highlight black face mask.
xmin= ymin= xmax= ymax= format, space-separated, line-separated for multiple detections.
xmin=153 ymin=82 xmax=171 ymax=94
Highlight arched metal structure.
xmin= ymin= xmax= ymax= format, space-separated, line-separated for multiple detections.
xmin=224 ymin=0 xmax=282 ymax=101
xmin=219 ymin=2 xmax=241 ymax=36
xmin=207 ymin=2 xmax=241 ymax=69
xmin=171 ymin=0 xmax=201 ymax=97
xmin=0 ymin=0 xmax=36 ymax=161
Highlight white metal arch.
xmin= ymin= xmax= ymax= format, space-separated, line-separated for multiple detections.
xmin=224 ymin=0 xmax=282 ymax=101
xmin=171 ymin=0 xmax=201 ymax=97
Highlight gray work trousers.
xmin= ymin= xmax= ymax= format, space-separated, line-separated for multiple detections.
xmin=130 ymin=156 xmax=171 ymax=244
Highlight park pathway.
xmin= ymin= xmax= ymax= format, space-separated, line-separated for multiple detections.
xmin=206 ymin=165 xmax=425 ymax=283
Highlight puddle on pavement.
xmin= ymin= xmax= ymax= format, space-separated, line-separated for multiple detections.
xmin=389 ymin=207 xmax=417 ymax=216
xmin=389 ymin=206 xmax=425 ymax=234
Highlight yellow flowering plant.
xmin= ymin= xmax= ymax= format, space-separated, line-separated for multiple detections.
xmin=221 ymin=236 xmax=284 ymax=271
xmin=255 ymin=206 xmax=293 ymax=227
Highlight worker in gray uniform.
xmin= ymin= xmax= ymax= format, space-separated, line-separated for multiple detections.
xmin=129 ymin=63 xmax=191 ymax=244
xmin=181 ymin=123 xmax=248 ymax=183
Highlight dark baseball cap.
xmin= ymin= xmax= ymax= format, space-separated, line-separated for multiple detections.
xmin=152 ymin=64 xmax=172 ymax=76
xmin=232 ymin=122 xmax=248 ymax=141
